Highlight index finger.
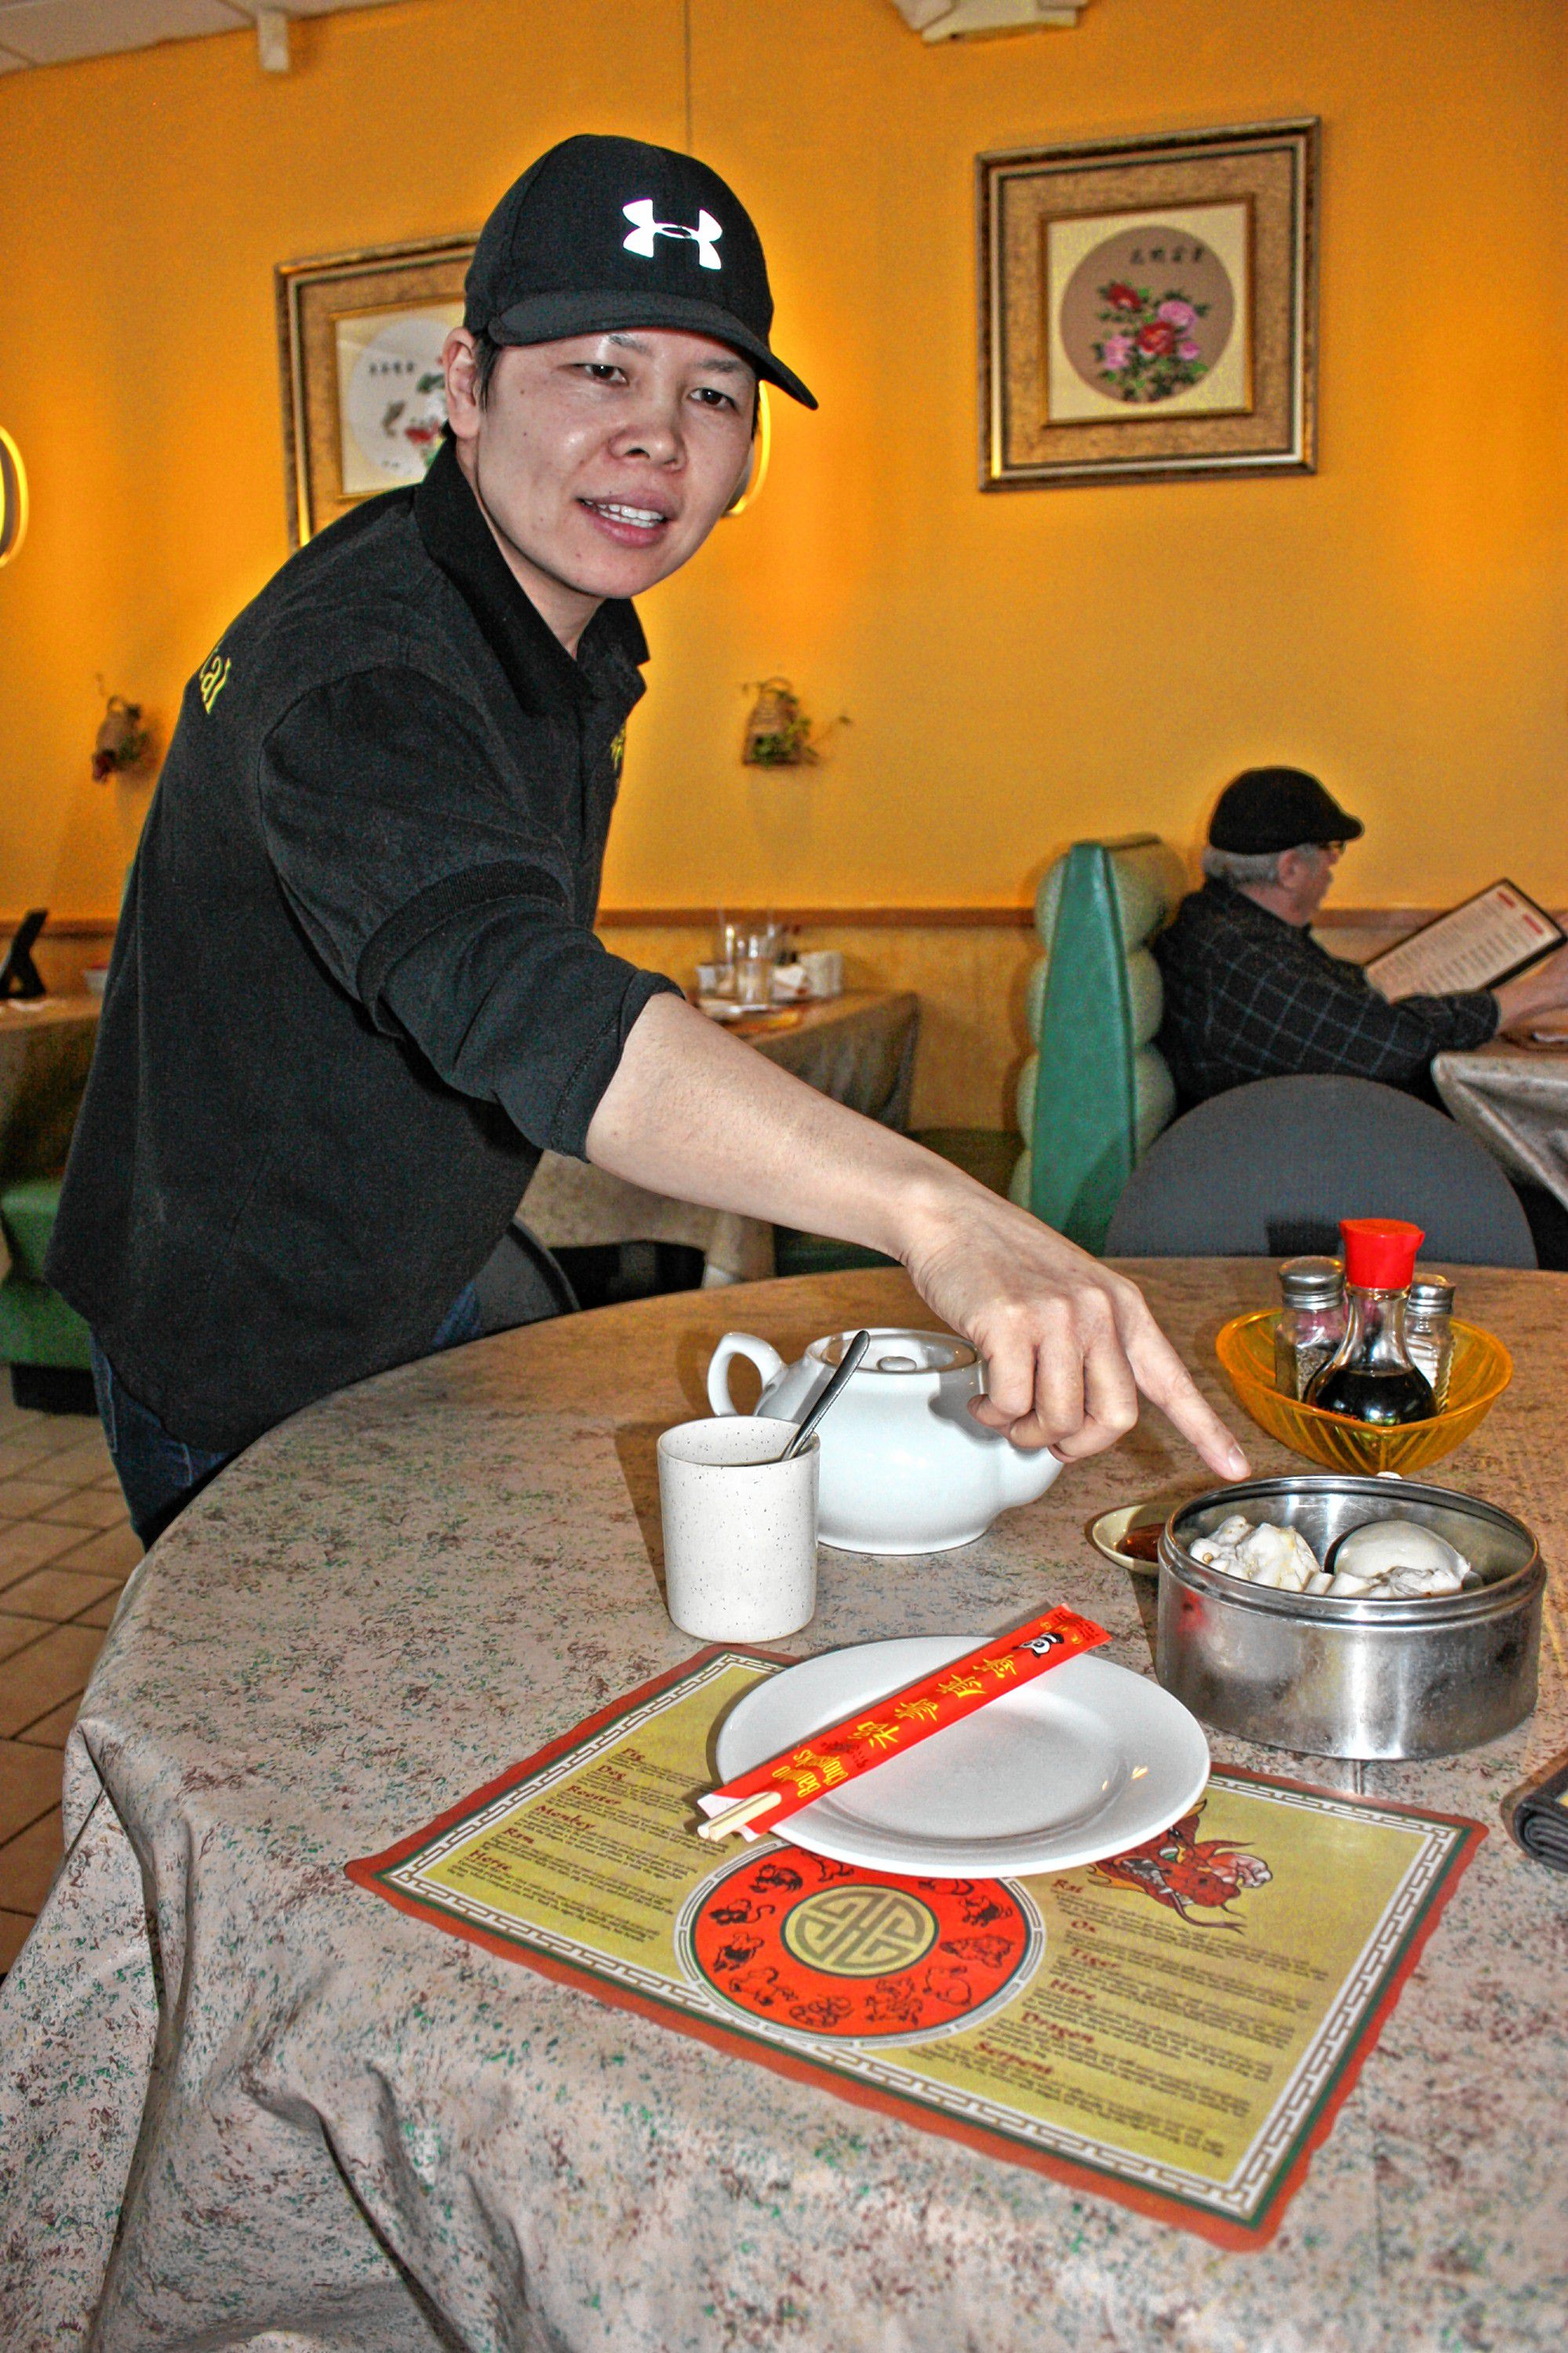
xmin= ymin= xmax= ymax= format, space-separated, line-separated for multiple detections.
xmin=1122 ymin=1315 xmax=1250 ymax=1481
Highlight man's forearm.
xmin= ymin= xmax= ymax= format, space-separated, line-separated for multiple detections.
xmin=1493 ymin=944 xmax=1568 ymax=1033
xmin=584 ymin=995 xmax=951 ymax=1259
xmin=584 ymin=994 xmax=1248 ymax=1481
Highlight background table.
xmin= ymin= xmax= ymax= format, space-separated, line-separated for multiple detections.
xmin=1434 ymin=1037 xmax=1568 ymax=1213
xmin=0 ymin=998 xmax=100 ymax=1280
xmin=2 ymin=1260 xmax=1565 ymax=2351
xmin=522 ymin=989 xmax=920 ymax=1282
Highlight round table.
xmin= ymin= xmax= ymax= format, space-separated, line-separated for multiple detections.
xmin=522 ymin=991 xmax=922 ymax=1282
xmin=2 ymin=1261 xmax=1565 ymax=2351
xmin=1433 ymin=1037 xmax=1568 ymax=1216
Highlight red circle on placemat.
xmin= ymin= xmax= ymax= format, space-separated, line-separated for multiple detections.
xmin=685 ymin=1848 xmax=1035 ymax=2039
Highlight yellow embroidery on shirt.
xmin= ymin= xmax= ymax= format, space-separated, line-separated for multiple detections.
xmin=609 ymin=726 xmax=626 ymax=774
xmin=198 ymin=652 xmax=231 ymax=714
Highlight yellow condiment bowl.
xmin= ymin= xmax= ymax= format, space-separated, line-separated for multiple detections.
xmin=1214 ymin=1312 xmax=1512 ymax=1475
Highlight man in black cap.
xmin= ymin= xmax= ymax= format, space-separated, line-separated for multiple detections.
xmin=50 ymin=134 xmax=1246 ymax=1542
xmin=1154 ymin=765 xmax=1568 ymax=1107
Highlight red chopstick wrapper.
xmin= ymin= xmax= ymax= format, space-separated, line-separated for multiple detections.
xmin=697 ymin=1606 xmax=1111 ymax=1842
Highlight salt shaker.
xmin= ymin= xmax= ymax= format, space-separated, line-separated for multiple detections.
xmin=1274 ymin=1256 xmax=1348 ymax=1399
xmin=1405 ymin=1270 xmax=1456 ymax=1409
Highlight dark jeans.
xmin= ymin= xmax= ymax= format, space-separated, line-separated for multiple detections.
xmin=91 ymin=1284 xmax=485 ymax=1549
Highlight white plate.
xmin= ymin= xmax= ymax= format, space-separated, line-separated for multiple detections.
xmin=715 ymin=1635 xmax=1210 ymax=1878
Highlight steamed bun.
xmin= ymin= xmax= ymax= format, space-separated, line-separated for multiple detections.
xmin=1326 ymin=1518 xmax=1472 ymax=1598
xmin=1191 ymin=1515 xmax=1323 ymax=1592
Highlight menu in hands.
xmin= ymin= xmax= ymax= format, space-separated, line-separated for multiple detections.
xmin=348 ymin=1649 xmax=1482 ymax=2249
xmin=1362 ymin=879 xmax=1563 ymax=1001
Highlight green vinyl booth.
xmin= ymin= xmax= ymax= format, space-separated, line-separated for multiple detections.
xmin=0 ymin=1174 xmax=95 ymax=1409
xmin=776 ymin=837 xmax=1185 ymax=1279
xmin=1010 ymin=835 xmax=1185 ymax=1253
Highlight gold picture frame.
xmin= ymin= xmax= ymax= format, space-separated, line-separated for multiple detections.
xmin=978 ymin=118 xmax=1318 ymax=489
xmin=275 ymin=236 xmax=475 ymax=546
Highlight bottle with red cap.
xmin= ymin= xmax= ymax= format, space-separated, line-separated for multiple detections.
xmin=1305 ymin=1219 xmax=1436 ymax=1424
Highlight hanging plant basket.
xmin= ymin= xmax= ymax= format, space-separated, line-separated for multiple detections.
xmin=741 ymin=677 xmax=849 ymax=769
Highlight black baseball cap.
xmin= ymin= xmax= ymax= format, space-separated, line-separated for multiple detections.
xmin=464 ymin=134 xmax=817 ymax=409
xmin=1209 ymin=767 xmax=1364 ymax=855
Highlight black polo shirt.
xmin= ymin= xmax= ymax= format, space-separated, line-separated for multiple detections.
xmin=1154 ymin=878 xmax=1497 ymax=1107
xmin=49 ymin=439 xmax=680 ymax=1453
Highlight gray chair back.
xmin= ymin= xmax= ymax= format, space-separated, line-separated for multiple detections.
xmin=1103 ymin=1076 xmax=1537 ymax=1267
xmin=471 ymin=1217 xmax=580 ymax=1334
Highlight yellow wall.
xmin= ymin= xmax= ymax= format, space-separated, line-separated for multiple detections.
xmin=1 ymin=0 xmax=1564 ymax=925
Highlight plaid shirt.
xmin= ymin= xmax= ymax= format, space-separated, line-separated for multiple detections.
xmin=1152 ymin=880 xmax=1498 ymax=1106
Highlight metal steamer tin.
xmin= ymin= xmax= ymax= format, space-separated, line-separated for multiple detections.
xmin=1156 ymin=1475 xmax=1544 ymax=1760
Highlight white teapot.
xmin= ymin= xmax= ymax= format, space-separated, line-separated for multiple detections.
xmin=705 ymin=1326 xmax=1064 ymax=1555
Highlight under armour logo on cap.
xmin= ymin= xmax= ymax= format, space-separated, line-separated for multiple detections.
xmin=622 ymin=198 xmax=723 ymax=271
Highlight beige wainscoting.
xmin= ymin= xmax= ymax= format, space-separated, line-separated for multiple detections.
xmin=16 ymin=906 xmax=1537 ymax=1138
xmin=598 ymin=911 xmax=1039 ymax=1132
xmin=598 ymin=905 xmax=1535 ymax=1136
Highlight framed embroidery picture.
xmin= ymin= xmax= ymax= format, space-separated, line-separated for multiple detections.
xmin=977 ymin=119 xmax=1318 ymax=489
xmin=275 ymin=236 xmax=475 ymax=545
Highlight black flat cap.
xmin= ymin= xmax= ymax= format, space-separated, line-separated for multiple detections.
xmin=1210 ymin=767 xmax=1364 ymax=855
xmin=464 ymin=134 xmax=817 ymax=409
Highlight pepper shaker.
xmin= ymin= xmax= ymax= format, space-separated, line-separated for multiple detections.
xmin=1405 ymin=1270 xmax=1456 ymax=1409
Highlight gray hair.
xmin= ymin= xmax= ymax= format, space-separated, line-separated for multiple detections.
xmin=1202 ymin=842 xmax=1323 ymax=889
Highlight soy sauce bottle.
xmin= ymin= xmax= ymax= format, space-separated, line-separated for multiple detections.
xmin=1307 ymin=1218 xmax=1435 ymax=1425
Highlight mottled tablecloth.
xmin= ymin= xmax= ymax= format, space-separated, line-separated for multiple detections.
xmin=1434 ymin=1038 xmax=1568 ymax=1212
xmin=522 ymin=992 xmax=919 ymax=1282
xmin=2 ymin=1261 xmax=1565 ymax=2353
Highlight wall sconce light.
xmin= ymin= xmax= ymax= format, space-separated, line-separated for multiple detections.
xmin=889 ymin=0 xmax=1092 ymax=36
xmin=723 ymin=385 xmax=772 ymax=518
xmin=0 ymin=429 xmax=27 ymax=569
xmin=256 ymin=9 xmax=292 ymax=74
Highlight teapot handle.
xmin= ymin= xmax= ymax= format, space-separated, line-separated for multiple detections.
xmin=707 ymin=1332 xmax=786 ymax=1416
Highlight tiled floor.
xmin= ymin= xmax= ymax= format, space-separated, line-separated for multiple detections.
xmin=0 ymin=1385 xmax=136 ymax=1972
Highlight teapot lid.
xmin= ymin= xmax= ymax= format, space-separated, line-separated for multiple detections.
xmin=812 ymin=1328 xmax=977 ymax=1375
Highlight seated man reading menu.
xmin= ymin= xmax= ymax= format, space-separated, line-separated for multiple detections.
xmin=49 ymin=135 xmax=1246 ymax=1543
xmin=1155 ymin=766 xmax=1568 ymax=1109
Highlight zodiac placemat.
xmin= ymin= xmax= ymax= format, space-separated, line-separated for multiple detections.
xmin=348 ymin=1649 xmax=1482 ymax=2247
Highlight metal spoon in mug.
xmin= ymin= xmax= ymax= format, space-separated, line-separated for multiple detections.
xmin=779 ymin=1329 xmax=870 ymax=1460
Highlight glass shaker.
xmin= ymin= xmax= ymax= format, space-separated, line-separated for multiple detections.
xmin=1405 ymin=1270 xmax=1456 ymax=1409
xmin=710 ymin=908 xmax=738 ymax=997
xmin=1273 ymin=1256 xmax=1348 ymax=1399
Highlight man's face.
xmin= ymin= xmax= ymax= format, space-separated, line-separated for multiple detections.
xmin=443 ymin=326 xmax=757 ymax=646
xmin=1278 ymin=841 xmax=1344 ymax=924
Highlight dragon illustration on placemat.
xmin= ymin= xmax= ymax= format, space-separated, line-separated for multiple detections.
xmin=1090 ymin=1804 xmax=1272 ymax=1928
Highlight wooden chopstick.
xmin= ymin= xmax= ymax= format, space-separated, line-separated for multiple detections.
xmin=696 ymin=1790 xmax=783 ymax=1842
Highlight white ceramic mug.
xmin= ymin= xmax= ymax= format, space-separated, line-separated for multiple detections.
xmin=657 ymin=1414 xmax=818 ymax=1640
